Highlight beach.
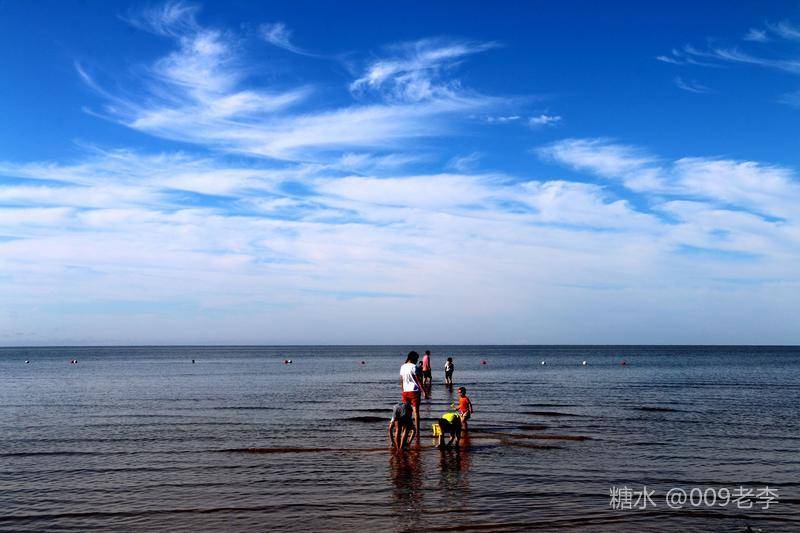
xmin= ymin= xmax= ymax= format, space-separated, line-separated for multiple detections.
xmin=1 ymin=345 xmax=798 ymax=531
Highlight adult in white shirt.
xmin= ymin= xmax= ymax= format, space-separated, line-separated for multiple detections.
xmin=399 ymin=351 xmax=425 ymax=440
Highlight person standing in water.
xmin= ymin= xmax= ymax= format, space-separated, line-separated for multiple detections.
xmin=400 ymin=351 xmax=425 ymax=440
xmin=421 ymin=350 xmax=432 ymax=385
xmin=444 ymin=357 xmax=454 ymax=386
xmin=457 ymin=387 xmax=474 ymax=432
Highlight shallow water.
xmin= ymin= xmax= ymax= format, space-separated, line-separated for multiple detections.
xmin=1 ymin=346 xmax=798 ymax=531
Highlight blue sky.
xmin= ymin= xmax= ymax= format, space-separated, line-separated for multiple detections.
xmin=2 ymin=1 xmax=800 ymax=345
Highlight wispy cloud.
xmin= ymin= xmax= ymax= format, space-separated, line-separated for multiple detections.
xmin=743 ymin=28 xmax=768 ymax=42
xmin=655 ymin=46 xmax=723 ymax=67
xmin=529 ymin=114 xmax=562 ymax=127
xmin=349 ymin=38 xmax=498 ymax=102
xmin=766 ymin=20 xmax=800 ymax=41
xmin=5 ymin=133 xmax=800 ymax=343
xmin=260 ymin=21 xmax=319 ymax=57
xmin=79 ymin=6 xmax=501 ymax=162
xmin=447 ymin=152 xmax=482 ymax=172
xmin=705 ymin=47 xmax=800 ymax=74
xmin=660 ymin=19 xmax=800 ymax=74
xmin=4 ymin=2 xmax=800 ymax=344
xmin=538 ymin=138 xmax=665 ymax=191
xmin=674 ymin=76 xmax=715 ymax=94
xmin=656 ymin=54 xmax=683 ymax=65
xmin=485 ymin=115 xmax=521 ymax=123
xmin=658 ymin=17 xmax=800 ymax=109
xmin=539 ymin=138 xmax=800 ymax=221
xmin=121 ymin=1 xmax=202 ymax=37
xmin=777 ymin=89 xmax=800 ymax=107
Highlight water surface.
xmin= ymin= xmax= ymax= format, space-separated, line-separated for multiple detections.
xmin=1 ymin=346 xmax=798 ymax=531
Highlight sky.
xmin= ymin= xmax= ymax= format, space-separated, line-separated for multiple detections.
xmin=2 ymin=1 xmax=800 ymax=345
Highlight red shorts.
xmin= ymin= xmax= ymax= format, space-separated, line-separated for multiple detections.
xmin=402 ymin=391 xmax=420 ymax=408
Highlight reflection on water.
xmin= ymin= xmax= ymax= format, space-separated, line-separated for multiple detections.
xmin=1 ymin=345 xmax=799 ymax=531
xmin=388 ymin=449 xmax=424 ymax=528
xmin=438 ymin=439 xmax=471 ymax=504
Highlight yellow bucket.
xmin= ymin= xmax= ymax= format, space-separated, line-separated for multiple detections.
xmin=432 ymin=423 xmax=441 ymax=436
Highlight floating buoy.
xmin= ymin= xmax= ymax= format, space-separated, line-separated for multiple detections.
xmin=191 ymin=359 xmax=195 ymax=364
xmin=25 ymin=360 xmax=30 ymax=364
xmin=287 ymin=359 xmax=293 ymax=364
xmin=620 ymin=360 xmax=627 ymax=366
xmin=541 ymin=361 xmax=546 ymax=366
xmin=581 ymin=360 xmax=587 ymax=366
xmin=481 ymin=360 xmax=487 ymax=365
xmin=283 ymin=359 xmax=289 ymax=364
xmin=360 ymin=360 xmax=366 ymax=365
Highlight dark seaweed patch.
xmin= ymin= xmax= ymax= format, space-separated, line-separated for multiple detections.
xmin=522 ymin=411 xmax=582 ymax=417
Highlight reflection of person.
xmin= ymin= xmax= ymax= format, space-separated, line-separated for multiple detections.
xmin=388 ymin=399 xmax=416 ymax=449
xmin=389 ymin=450 xmax=424 ymax=527
xmin=436 ymin=412 xmax=462 ymax=448
xmin=444 ymin=357 xmax=454 ymax=385
xmin=421 ymin=350 xmax=432 ymax=385
xmin=438 ymin=436 xmax=471 ymax=499
xmin=457 ymin=387 xmax=474 ymax=432
xmin=400 ymin=351 xmax=425 ymax=439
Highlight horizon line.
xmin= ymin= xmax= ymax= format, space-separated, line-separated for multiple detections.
xmin=2 ymin=343 xmax=799 ymax=349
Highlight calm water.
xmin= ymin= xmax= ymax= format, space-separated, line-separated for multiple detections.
xmin=1 ymin=346 xmax=798 ymax=532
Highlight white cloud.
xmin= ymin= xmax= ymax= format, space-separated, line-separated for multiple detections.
xmin=0 ymin=207 xmax=73 ymax=227
xmin=447 ymin=152 xmax=482 ymax=172
xmin=260 ymin=22 xmax=294 ymax=51
xmin=661 ymin=19 xmax=800 ymax=75
xmin=539 ymin=137 xmax=800 ymax=223
xmin=1 ymin=148 xmax=286 ymax=197
xmin=485 ymin=115 xmax=520 ymax=123
xmin=656 ymin=54 xmax=683 ymax=65
xmin=516 ymin=181 xmax=655 ymax=230
xmin=529 ymin=114 xmax=562 ymax=127
xmin=767 ymin=20 xmax=800 ymax=41
xmin=4 ymin=4 xmax=800 ymax=344
xmin=673 ymin=158 xmax=800 ymax=220
xmin=4 ymin=141 xmax=800 ymax=344
xmin=777 ymin=89 xmax=800 ymax=107
xmin=78 ymin=11 xmax=501 ymax=162
xmin=538 ymin=138 xmax=665 ymax=191
xmin=658 ymin=19 xmax=800 ymax=111
xmin=315 ymin=173 xmax=500 ymax=210
xmin=707 ymin=47 xmax=800 ymax=74
xmin=675 ymin=77 xmax=715 ymax=94
xmin=743 ymin=28 xmax=768 ymax=42
xmin=655 ymin=46 xmax=723 ymax=68
xmin=122 ymin=1 xmax=201 ymax=38
xmin=260 ymin=22 xmax=319 ymax=57
xmin=349 ymin=38 xmax=497 ymax=102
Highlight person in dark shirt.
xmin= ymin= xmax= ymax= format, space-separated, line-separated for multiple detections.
xmin=388 ymin=398 xmax=416 ymax=449
xmin=444 ymin=357 xmax=454 ymax=385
